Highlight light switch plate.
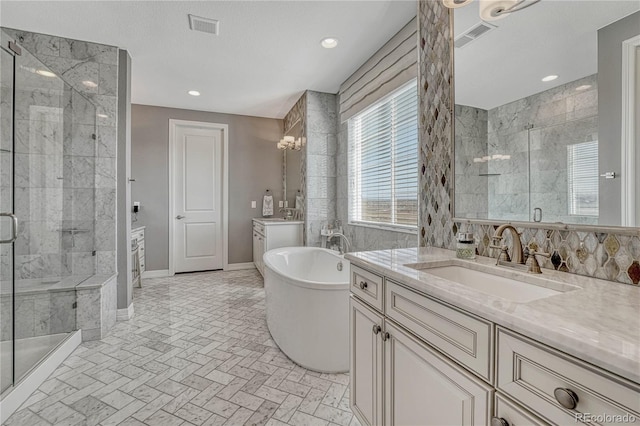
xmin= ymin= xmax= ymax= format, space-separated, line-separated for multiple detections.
xmin=278 ymin=201 xmax=284 ymax=208
xmin=251 ymin=201 xmax=256 ymax=208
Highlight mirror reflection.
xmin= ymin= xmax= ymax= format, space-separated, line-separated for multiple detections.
xmin=283 ymin=120 xmax=303 ymax=210
xmin=453 ymin=1 xmax=640 ymax=227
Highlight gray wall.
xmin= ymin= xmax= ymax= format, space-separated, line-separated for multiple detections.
xmin=131 ymin=104 xmax=283 ymax=269
xmin=598 ymin=11 xmax=640 ymax=226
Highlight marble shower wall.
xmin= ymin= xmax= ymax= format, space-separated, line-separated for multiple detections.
xmin=417 ymin=1 xmax=640 ymax=285
xmin=3 ymin=28 xmax=119 ymax=277
xmin=454 ymin=104 xmax=488 ymax=219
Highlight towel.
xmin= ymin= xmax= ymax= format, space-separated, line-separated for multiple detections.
xmin=262 ymin=195 xmax=274 ymax=216
xmin=295 ymin=195 xmax=303 ymax=210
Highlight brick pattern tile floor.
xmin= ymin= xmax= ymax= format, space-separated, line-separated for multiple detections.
xmin=5 ymin=269 xmax=359 ymax=426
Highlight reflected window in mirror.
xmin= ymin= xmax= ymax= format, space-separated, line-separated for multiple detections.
xmin=452 ymin=1 xmax=640 ymax=227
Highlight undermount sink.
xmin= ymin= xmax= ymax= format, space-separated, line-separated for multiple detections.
xmin=416 ymin=264 xmax=572 ymax=303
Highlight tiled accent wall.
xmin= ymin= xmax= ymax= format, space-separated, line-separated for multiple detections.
xmin=283 ymin=92 xmax=307 ymax=242
xmin=417 ymin=1 xmax=640 ymax=285
xmin=4 ymin=28 xmax=119 ymax=277
xmin=305 ymin=91 xmax=337 ymax=247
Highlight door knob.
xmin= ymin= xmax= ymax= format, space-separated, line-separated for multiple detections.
xmin=176 ymin=215 xmax=186 ymax=220
xmin=372 ymin=325 xmax=381 ymax=335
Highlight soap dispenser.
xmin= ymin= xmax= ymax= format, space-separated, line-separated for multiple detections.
xmin=456 ymin=232 xmax=477 ymax=260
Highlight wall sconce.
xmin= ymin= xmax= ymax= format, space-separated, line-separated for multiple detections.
xmin=443 ymin=0 xmax=540 ymax=21
xmin=277 ymin=136 xmax=304 ymax=150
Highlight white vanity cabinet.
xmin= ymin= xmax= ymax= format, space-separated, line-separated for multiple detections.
xmin=252 ymin=219 xmax=303 ymax=276
xmin=349 ymin=266 xmax=492 ymax=426
xmin=349 ymin=261 xmax=640 ymax=426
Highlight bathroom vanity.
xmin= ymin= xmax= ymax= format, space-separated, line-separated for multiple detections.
xmin=252 ymin=219 xmax=303 ymax=276
xmin=346 ymin=247 xmax=640 ymax=426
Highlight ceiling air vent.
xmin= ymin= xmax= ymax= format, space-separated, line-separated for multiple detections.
xmin=454 ymin=22 xmax=495 ymax=48
xmin=189 ymin=14 xmax=219 ymax=35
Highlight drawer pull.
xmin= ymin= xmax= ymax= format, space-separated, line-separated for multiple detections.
xmin=554 ymin=388 xmax=579 ymax=409
xmin=359 ymin=281 xmax=368 ymax=290
xmin=381 ymin=332 xmax=390 ymax=341
xmin=373 ymin=325 xmax=381 ymax=335
xmin=491 ymin=418 xmax=509 ymax=426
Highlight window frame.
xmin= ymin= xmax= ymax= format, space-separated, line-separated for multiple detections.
xmin=347 ymin=80 xmax=419 ymax=233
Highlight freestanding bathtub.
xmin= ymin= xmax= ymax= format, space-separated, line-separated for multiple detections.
xmin=263 ymin=247 xmax=350 ymax=373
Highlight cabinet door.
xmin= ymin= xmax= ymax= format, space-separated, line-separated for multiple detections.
xmin=350 ymin=296 xmax=384 ymax=426
xmin=384 ymin=321 xmax=493 ymax=426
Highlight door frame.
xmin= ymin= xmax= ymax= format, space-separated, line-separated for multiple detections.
xmin=621 ymin=35 xmax=640 ymax=227
xmin=168 ymin=119 xmax=229 ymax=275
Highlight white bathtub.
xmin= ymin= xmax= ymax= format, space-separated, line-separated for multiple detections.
xmin=263 ymin=247 xmax=350 ymax=373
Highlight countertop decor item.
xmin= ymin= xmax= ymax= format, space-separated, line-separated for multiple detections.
xmin=456 ymin=232 xmax=476 ymax=259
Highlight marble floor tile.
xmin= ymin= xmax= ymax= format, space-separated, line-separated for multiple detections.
xmin=4 ymin=269 xmax=356 ymax=425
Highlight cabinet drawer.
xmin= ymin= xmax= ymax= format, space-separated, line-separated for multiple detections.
xmin=497 ymin=328 xmax=640 ymax=425
xmin=350 ymin=265 xmax=384 ymax=312
xmin=494 ymin=394 xmax=548 ymax=426
xmin=253 ymin=221 xmax=265 ymax=235
xmin=385 ymin=281 xmax=493 ymax=382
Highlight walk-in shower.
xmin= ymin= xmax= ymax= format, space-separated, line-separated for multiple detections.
xmin=1 ymin=29 xmax=98 ymax=397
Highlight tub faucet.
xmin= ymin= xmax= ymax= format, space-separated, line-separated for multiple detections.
xmin=329 ymin=232 xmax=351 ymax=255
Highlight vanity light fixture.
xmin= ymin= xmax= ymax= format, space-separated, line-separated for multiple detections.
xmin=188 ymin=90 xmax=201 ymax=96
xmin=36 ymin=69 xmax=56 ymax=78
xmin=82 ymin=80 xmax=98 ymax=88
xmin=542 ymin=75 xmax=558 ymax=82
xmin=277 ymin=136 xmax=304 ymax=151
xmin=321 ymin=38 xmax=338 ymax=49
xmin=443 ymin=0 xmax=541 ymax=21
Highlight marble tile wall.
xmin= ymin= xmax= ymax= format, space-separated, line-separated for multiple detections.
xmin=304 ymin=91 xmax=337 ymax=247
xmin=283 ymin=93 xmax=307 ymax=241
xmin=3 ymin=28 xmax=119 ymax=278
xmin=76 ymin=274 xmax=117 ymax=341
xmin=417 ymin=1 xmax=640 ymax=285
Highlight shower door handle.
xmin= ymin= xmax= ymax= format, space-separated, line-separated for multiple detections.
xmin=0 ymin=213 xmax=18 ymax=244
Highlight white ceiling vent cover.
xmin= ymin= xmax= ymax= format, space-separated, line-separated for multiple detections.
xmin=189 ymin=14 xmax=219 ymax=35
xmin=455 ymin=22 xmax=495 ymax=48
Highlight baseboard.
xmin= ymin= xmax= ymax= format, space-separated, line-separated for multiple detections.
xmin=142 ymin=269 xmax=170 ymax=279
xmin=0 ymin=330 xmax=81 ymax=424
xmin=117 ymin=303 xmax=135 ymax=321
xmin=225 ymin=262 xmax=257 ymax=271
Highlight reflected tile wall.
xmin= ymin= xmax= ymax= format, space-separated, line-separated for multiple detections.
xmin=417 ymin=1 xmax=639 ymax=285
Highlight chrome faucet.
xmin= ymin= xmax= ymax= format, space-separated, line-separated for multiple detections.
xmin=490 ymin=224 xmax=525 ymax=266
xmin=329 ymin=232 xmax=351 ymax=255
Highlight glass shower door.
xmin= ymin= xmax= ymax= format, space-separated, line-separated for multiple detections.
xmin=0 ymin=36 xmax=16 ymax=395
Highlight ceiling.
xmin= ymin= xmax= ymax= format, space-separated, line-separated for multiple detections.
xmin=1 ymin=0 xmax=417 ymax=119
xmin=454 ymin=0 xmax=640 ymax=110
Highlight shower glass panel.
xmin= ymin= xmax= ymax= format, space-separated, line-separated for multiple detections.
xmin=529 ymin=116 xmax=598 ymax=225
xmin=0 ymin=29 xmax=97 ymax=395
xmin=0 ymin=37 xmax=15 ymax=395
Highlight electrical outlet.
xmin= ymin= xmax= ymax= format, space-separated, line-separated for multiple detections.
xmin=251 ymin=201 xmax=256 ymax=208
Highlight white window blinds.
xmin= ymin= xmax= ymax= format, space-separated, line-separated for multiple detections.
xmin=567 ymin=141 xmax=599 ymax=216
xmin=348 ymin=81 xmax=418 ymax=229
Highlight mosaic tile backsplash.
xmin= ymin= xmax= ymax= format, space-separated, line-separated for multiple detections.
xmin=417 ymin=1 xmax=639 ymax=285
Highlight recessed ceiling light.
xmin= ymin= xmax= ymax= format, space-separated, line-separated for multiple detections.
xmin=82 ymin=80 xmax=98 ymax=88
xmin=36 ymin=69 xmax=56 ymax=78
xmin=575 ymin=84 xmax=592 ymax=91
xmin=541 ymin=75 xmax=558 ymax=82
xmin=321 ymin=38 xmax=338 ymax=49
xmin=188 ymin=90 xmax=201 ymax=96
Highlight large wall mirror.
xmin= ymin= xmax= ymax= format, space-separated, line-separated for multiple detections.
xmin=453 ymin=1 xmax=640 ymax=228
xmin=283 ymin=120 xmax=303 ymax=210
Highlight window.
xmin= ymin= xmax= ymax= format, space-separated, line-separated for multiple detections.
xmin=348 ymin=81 xmax=418 ymax=230
xmin=567 ymin=141 xmax=599 ymax=216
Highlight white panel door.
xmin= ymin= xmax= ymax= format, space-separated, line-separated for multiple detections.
xmin=173 ymin=123 xmax=223 ymax=273
xmin=384 ymin=321 xmax=493 ymax=426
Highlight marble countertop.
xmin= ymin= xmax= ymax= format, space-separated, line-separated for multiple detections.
xmin=345 ymin=247 xmax=640 ymax=384
xmin=253 ymin=218 xmax=304 ymax=225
